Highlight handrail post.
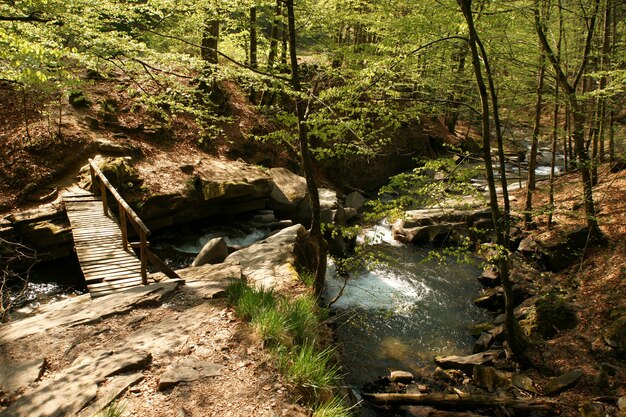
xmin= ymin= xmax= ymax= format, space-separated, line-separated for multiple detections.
xmin=89 ymin=165 xmax=96 ymax=194
xmin=119 ymin=202 xmax=128 ymax=251
xmin=140 ymin=230 xmax=148 ymax=285
xmin=99 ymin=180 xmax=108 ymax=216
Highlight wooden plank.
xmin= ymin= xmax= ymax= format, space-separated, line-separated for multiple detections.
xmin=84 ymin=266 xmax=142 ymax=278
xmin=88 ymin=278 xmax=147 ymax=291
xmin=79 ymin=256 xmax=139 ymax=266
xmin=85 ymin=274 xmax=141 ymax=285
xmin=81 ymin=264 xmax=141 ymax=276
xmin=75 ymin=252 xmax=135 ymax=262
xmin=87 ymin=276 xmax=145 ymax=289
xmin=88 ymin=280 xmax=143 ymax=292
xmin=85 ymin=270 xmax=144 ymax=282
xmin=81 ymin=262 xmax=141 ymax=275
xmin=75 ymin=250 xmax=131 ymax=259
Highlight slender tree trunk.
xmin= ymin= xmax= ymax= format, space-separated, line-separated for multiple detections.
xmin=280 ymin=6 xmax=288 ymax=67
xmin=445 ymin=44 xmax=468 ymax=134
xmin=267 ymin=0 xmax=281 ymax=70
xmin=249 ymin=6 xmax=258 ymax=103
xmin=548 ymin=83 xmax=560 ymax=229
xmin=549 ymin=4 xmax=564 ymax=230
xmin=598 ymin=0 xmax=612 ymax=164
xmin=524 ymin=56 xmax=546 ymax=229
xmin=200 ymin=18 xmax=220 ymax=100
xmin=201 ymin=20 xmax=219 ymax=66
xmin=475 ymin=37 xmax=511 ymax=229
xmin=285 ymin=0 xmax=328 ymax=297
xmin=565 ymin=106 xmax=572 ymax=169
xmin=457 ymin=0 xmax=529 ymax=366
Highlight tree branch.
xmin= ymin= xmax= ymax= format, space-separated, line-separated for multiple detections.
xmin=572 ymin=0 xmax=600 ymax=88
xmin=362 ymin=36 xmax=469 ymax=93
xmin=137 ymin=26 xmax=292 ymax=82
xmin=0 ymin=14 xmax=51 ymax=23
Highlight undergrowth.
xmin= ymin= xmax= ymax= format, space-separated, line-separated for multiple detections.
xmin=226 ymin=277 xmax=350 ymax=415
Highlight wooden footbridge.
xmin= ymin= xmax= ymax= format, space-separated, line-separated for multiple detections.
xmin=63 ymin=159 xmax=179 ymax=298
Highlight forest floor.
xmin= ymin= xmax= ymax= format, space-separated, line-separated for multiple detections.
xmin=507 ymin=166 xmax=626 ymax=415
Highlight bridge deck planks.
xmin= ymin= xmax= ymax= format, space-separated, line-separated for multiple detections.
xmin=63 ymin=192 xmax=150 ymax=297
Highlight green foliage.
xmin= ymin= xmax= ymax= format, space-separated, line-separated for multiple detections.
xmin=252 ymin=306 xmax=290 ymax=347
xmin=365 ymin=155 xmax=484 ymax=223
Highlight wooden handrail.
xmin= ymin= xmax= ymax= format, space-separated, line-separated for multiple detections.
xmin=88 ymin=158 xmax=150 ymax=237
xmin=88 ymin=158 xmax=179 ymax=284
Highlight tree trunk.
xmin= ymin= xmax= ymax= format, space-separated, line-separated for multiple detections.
xmin=598 ymin=0 xmax=612 ymax=164
xmin=457 ymin=0 xmax=529 ymax=365
xmin=524 ymin=55 xmax=546 ymax=229
xmin=267 ymin=0 xmax=281 ymax=70
xmin=445 ymin=44 xmax=468 ymax=134
xmin=285 ymin=0 xmax=328 ymax=297
xmin=280 ymin=6 xmax=288 ymax=67
xmin=548 ymin=82 xmax=559 ymax=229
xmin=201 ymin=19 xmax=219 ymax=66
xmin=475 ymin=36 xmax=511 ymax=229
xmin=249 ymin=6 xmax=258 ymax=103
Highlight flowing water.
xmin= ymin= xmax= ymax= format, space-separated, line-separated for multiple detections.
xmin=324 ymin=223 xmax=490 ymax=390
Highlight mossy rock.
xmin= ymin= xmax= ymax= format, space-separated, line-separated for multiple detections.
xmin=83 ymin=156 xmax=142 ymax=192
xmin=524 ymin=292 xmax=577 ymax=339
xmin=68 ymin=90 xmax=90 ymax=108
xmin=604 ymin=316 xmax=626 ymax=357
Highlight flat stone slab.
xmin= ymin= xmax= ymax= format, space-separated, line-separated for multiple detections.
xmin=0 ymin=358 xmax=46 ymax=395
xmin=77 ymin=372 xmax=144 ymax=417
xmin=176 ymin=263 xmax=242 ymax=283
xmin=158 ymin=357 xmax=223 ymax=390
xmin=544 ymin=370 xmax=583 ymax=395
xmin=0 ymin=349 xmax=150 ymax=417
xmin=120 ymin=304 xmax=217 ymax=357
xmin=0 ymin=281 xmax=181 ymax=343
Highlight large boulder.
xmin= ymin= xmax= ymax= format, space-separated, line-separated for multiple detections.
xmin=224 ymin=224 xmax=306 ymax=291
xmin=139 ymin=159 xmax=274 ymax=231
xmin=519 ymin=228 xmax=606 ymax=272
xmin=266 ymin=168 xmax=310 ymax=222
xmin=192 ymin=237 xmax=229 ymax=267
xmin=4 ymin=206 xmax=73 ymax=264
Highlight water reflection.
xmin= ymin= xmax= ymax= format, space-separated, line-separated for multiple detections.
xmin=324 ymin=238 xmax=489 ymax=387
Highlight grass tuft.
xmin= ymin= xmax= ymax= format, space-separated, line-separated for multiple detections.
xmin=252 ymin=306 xmax=289 ymax=347
xmin=227 ymin=280 xmax=275 ymax=322
xmin=282 ymin=294 xmax=319 ymax=345
xmin=312 ymin=397 xmax=353 ymax=417
xmin=98 ymin=401 xmax=126 ymax=417
xmin=279 ymin=343 xmax=340 ymax=398
xmin=226 ymin=280 xmax=342 ymax=407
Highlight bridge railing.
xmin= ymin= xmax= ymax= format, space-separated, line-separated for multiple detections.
xmin=88 ymin=158 xmax=179 ymax=284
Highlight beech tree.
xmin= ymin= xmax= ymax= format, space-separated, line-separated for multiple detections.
xmin=457 ymin=0 xmax=530 ymax=365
